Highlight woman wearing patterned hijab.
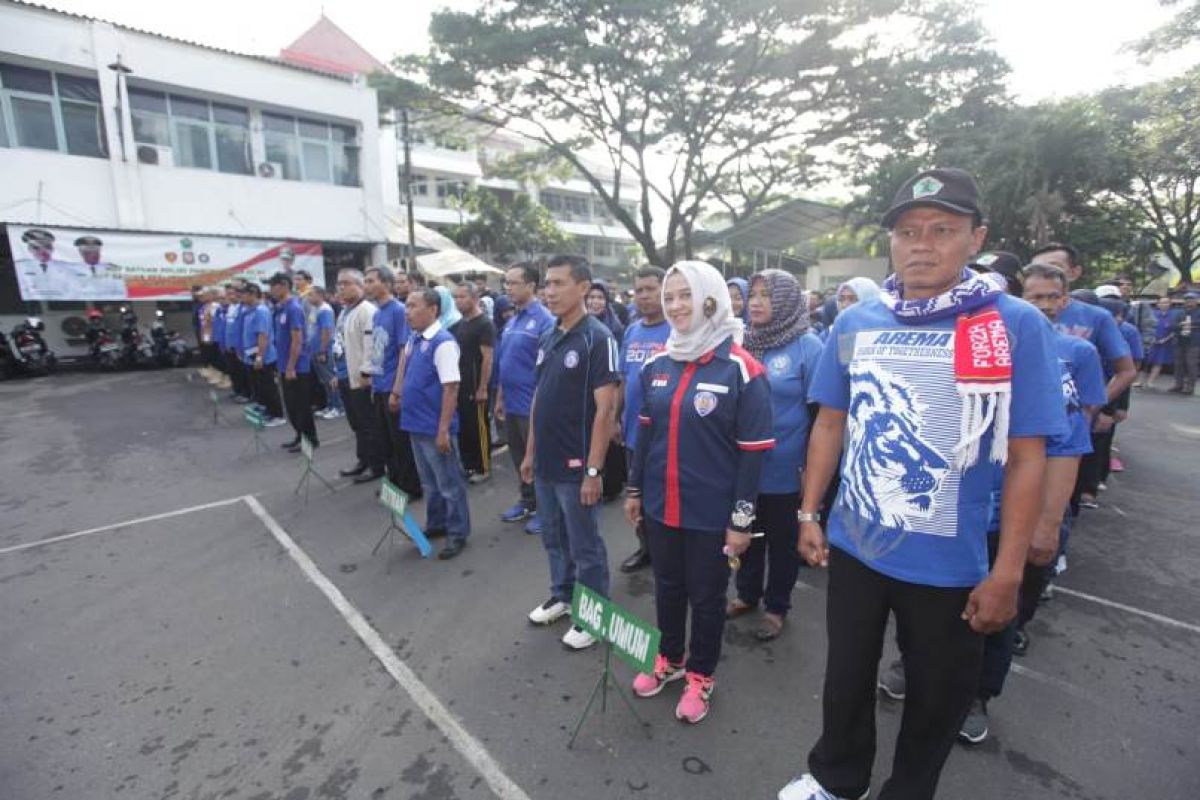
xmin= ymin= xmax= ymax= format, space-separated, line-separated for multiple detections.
xmin=728 ymin=269 xmax=825 ymax=640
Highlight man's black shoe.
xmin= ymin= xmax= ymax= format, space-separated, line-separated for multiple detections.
xmin=1013 ymin=627 xmax=1029 ymax=657
xmin=425 ymin=527 xmax=448 ymax=539
xmin=438 ymin=539 xmax=466 ymax=560
xmin=339 ymin=462 xmax=368 ymax=477
xmin=285 ymin=444 xmax=302 ymax=454
xmin=281 ymin=437 xmax=300 ymax=449
xmin=620 ymin=548 xmax=651 ymax=573
xmin=353 ymin=469 xmax=384 ymax=484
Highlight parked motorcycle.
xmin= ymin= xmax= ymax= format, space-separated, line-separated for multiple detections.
xmin=0 ymin=329 xmax=15 ymax=379
xmin=9 ymin=317 xmax=57 ymax=376
xmin=118 ymin=307 xmax=154 ymax=367
xmin=150 ymin=310 xmax=191 ymax=368
xmin=85 ymin=309 xmax=123 ymax=370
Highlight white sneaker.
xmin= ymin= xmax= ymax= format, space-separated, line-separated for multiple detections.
xmin=1055 ymin=554 xmax=1068 ymax=575
xmin=326 ymin=408 xmax=345 ymax=419
xmin=528 ymin=598 xmax=569 ymax=625
xmin=263 ymin=416 xmax=288 ymax=428
xmin=561 ymin=625 xmax=597 ymax=650
xmin=778 ymin=774 xmax=868 ymax=800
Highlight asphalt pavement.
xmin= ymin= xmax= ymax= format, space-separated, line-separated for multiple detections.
xmin=1 ymin=369 xmax=1198 ymax=800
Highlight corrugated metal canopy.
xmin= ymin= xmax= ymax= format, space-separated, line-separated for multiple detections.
xmin=693 ymin=198 xmax=844 ymax=251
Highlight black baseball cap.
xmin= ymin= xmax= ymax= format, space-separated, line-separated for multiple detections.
xmin=881 ymin=168 xmax=983 ymax=229
xmin=972 ymin=251 xmax=1022 ymax=296
xmin=267 ymin=272 xmax=293 ymax=287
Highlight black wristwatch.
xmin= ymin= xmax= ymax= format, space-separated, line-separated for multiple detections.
xmin=585 ymin=466 xmax=602 ymax=478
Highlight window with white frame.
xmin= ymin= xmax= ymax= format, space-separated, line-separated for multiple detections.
xmin=129 ymin=87 xmax=251 ymax=174
xmin=0 ymin=63 xmax=106 ymax=158
xmin=408 ymin=172 xmax=429 ymax=197
xmin=434 ymin=177 xmax=469 ymax=202
xmin=592 ymin=239 xmax=615 ymax=258
xmin=263 ymin=112 xmax=359 ymax=186
xmin=541 ymin=191 xmax=590 ymax=220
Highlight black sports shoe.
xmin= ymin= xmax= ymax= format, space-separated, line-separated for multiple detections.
xmin=281 ymin=437 xmax=300 ymax=449
xmin=339 ymin=462 xmax=368 ymax=477
xmin=620 ymin=547 xmax=651 ymax=573
xmin=438 ymin=539 xmax=466 ymax=560
xmin=1013 ymin=627 xmax=1029 ymax=656
xmin=352 ymin=469 xmax=384 ymax=484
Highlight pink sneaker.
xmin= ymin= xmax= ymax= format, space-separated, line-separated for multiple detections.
xmin=675 ymin=672 xmax=714 ymax=723
xmin=1110 ymin=456 xmax=1124 ymax=473
xmin=632 ymin=654 xmax=685 ymax=698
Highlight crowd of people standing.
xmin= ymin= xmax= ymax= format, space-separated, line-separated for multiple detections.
xmin=187 ymin=164 xmax=1187 ymax=800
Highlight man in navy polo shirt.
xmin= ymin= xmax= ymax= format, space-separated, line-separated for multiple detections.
xmin=399 ymin=288 xmax=470 ymax=560
xmin=521 ymin=255 xmax=621 ymax=650
xmin=496 ymin=262 xmax=555 ymax=531
xmin=616 ymin=265 xmax=670 ymax=573
xmin=268 ymin=272 xmax=317 ymax=453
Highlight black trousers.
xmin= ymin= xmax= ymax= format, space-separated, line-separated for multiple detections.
xmin=281 ymin=372 xmax=317 ymax=444
xmin=251 ymin=364 xmax=283 ymax=418
xmin=372 ymin=392 xmax=422 ymax=496
xmin=341 ymin=384 xmax=384 ymax=470
xmin=644 ymin=519 xmax=729 ymax=677
xmin=456 ymin=396 xmax=491 ymax=475
xmin=809 ymin=548 xmax=982 ymax=800
xmin=735 ymin=492 xmax=801 ymax=616
xmin=505 ymin=414 xmax=535 ymax=510
xmin=200 ymin=342 xmax=218 ymax=367
xmin=1077 ymin=429 xmax=1113 ymax=497
xmin=227 ymin=350 xmax=247 ymax=396
xmin=309 ymin=370 xmax=328 ymax=411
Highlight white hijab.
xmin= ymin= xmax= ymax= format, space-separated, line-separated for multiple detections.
xmin=663 ymin=260 xmax=744 ymax=362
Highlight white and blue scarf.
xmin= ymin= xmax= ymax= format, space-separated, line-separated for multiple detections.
xmin=881 ymin=269 xmax=1012 ymax=469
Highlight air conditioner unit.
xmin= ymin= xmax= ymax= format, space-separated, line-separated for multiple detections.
xmin=137 ymin=144 xmax=174 ymax=167
xmin=257 ymin=161 xmax=284 ymax=179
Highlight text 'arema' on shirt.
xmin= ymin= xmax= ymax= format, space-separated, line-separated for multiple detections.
xmin=630 ymin=338 xmax=774 ymax=533
xmin=808 ymin=294 xmax=1068 ymax=588
xmin=758 ymin=333 xmax=824 ymax=494
xmin=619 ymin=318 xmax=670 ymax=450
xmin=532 ymin=314 xmax=621 ymax=483
xmin=497 ymin=300 xmax=555 ymax=417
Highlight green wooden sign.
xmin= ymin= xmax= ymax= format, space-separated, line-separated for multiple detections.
xmin=571 ymin=585 xmax=660 ymax=674
xmin=242 ymin=407 xmax=264 ymax=430
xmin=379 ymin=479 xmax=409 ymax=516
xmin=300 ymin=435 xmax=315 ymax=461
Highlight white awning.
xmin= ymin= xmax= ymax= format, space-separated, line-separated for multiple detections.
xmin=415 ymin=248 xmax=503 ymax=278
xmin=382 ymin=209 xmax=460 ymax=251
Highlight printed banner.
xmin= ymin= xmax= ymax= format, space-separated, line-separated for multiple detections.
xmin=7 ymin=224 xmax=323 ymax=302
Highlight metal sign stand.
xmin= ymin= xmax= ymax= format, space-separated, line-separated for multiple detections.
xmin=568 ymin=642 xmax=650 ymax=749
xmin=373 ymin=480 xmax=432 ymax=570
xmin=209 ymin=388 xmax=228 ymax=426
xmin=240 ymin=408 xmax=268 ymax=458
xmin=294 ymin=435 xmax=336 ymax=503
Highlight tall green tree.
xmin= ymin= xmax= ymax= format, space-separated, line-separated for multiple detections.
xmin=407 ymin=0 xmax=1007 ymax=266
xmin=445 ymin=188 xmax=571 ymax=263
xmin=1133 ymin=0 xmax=1200 ymax=58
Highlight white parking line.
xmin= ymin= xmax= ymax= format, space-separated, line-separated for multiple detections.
xmin=1053 ymin=585 xmax=1200 ymax=635
xmin=0 ymin=496 xmax=246 ymax=556
xmin=241 ymin=495 xmax=533 ymax=800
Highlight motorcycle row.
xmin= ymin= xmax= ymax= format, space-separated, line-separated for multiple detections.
xmin=0 ymin=308 xmax=191 ymax=379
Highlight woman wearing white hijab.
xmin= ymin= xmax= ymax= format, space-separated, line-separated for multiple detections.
xmin=624 ymin=260 xmax=775 ymax=724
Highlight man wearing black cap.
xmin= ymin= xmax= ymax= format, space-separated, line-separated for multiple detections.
xmin=268 ymin=272 xmax=318 ymax=452
xmin=780 ymin=168 xmax=1067 ymax=800
xmin=15 ymin=228 xmax=84 ymax=301
xmin=1172 ymin=291 xmax=1200 ymax=394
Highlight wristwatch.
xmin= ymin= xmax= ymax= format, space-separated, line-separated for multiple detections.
xmin=797 ymin=510 xmax=821 ymax=523
xmin=585 ymin=466 xmax=602 ymax=478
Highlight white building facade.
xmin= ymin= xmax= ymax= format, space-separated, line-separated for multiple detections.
xmin=0 ymin=1 xmax=390 ymax=352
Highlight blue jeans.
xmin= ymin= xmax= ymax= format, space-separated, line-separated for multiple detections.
xmin=312 ymin=357 xmax=342 ymax=411
xmin=535 ymin=479 xmax=609 ymax=603
xmin=410 ymin=434 xmax=470 ymax=542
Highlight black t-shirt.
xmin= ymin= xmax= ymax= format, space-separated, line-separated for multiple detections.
xmin=451 ymin=313 xmax=496 ymax=398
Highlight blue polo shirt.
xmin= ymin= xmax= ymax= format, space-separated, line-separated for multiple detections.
xmin=1047 ymin=333 xmax=1106 ymax=457
xmin=498 ymin=300 xmax=554 ymax=416
xmin=400 ymin=323 xmax=461 ymax=436
xmin=532 ymin=314 xmax=621 ymax=483
xmin=619 ymin=318 xmax=670 ymax=449
xmin=808 ymin=294 xmax=1068 ymax=588
xmin=759 ymin=333 xmax=824 ymax=494
xmin=630 ymin=339 xmax=774 ymax=532
xmin=1055 ymin=300 xmax=1130 ymax=367
xmin=1118 ymin=320 xmax=1144 ymax=365
xmin=366 ymin=298 xmax=408 ymax=394
xmin=274 ymin=296 xmax=311 ymax=374
xmin=333 ymin=307 xmax=350 ymax=380
xmin=241 ymin=304 xmax=277 ymax=365
xmin=312 ymin=304 xmax=335 ymax=359
xmin=226 ymin=303 xmax=244 ymax=352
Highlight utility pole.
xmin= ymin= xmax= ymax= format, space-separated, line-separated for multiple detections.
xmin=400 ymin=107 xmax=417 ymax=267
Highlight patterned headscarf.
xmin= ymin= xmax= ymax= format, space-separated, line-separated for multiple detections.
xmin=744 ymin=269 xmax=810 ymax=361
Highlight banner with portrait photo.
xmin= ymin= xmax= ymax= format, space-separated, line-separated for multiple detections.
xmin=7 ymin=224 xmax=324 ymax=302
